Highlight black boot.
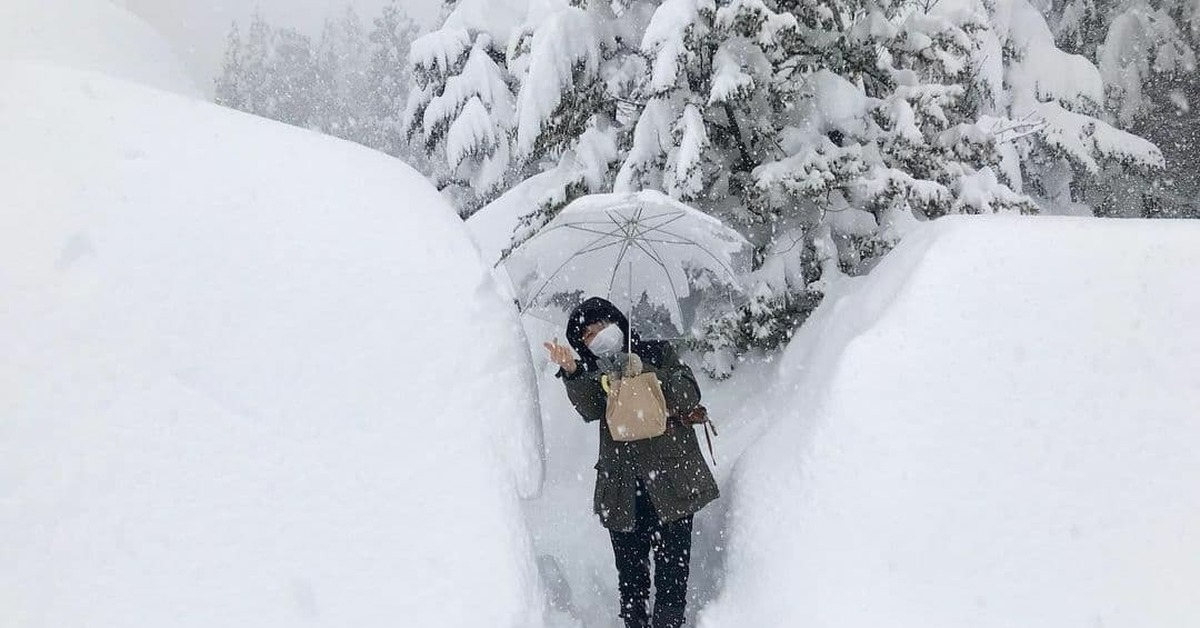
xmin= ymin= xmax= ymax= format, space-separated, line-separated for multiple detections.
xmin=651 ymin=604 xmax=685 ymax=628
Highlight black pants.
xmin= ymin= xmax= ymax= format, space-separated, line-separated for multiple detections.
xmin=609 ymin=481 xmax=693 ymax=628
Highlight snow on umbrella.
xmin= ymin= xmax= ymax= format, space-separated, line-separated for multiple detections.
xmin=503 ymin=190 xmax=751 ymax=339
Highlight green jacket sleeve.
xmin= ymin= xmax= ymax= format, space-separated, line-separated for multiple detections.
xmin=653 ymin=343 xmax=701 ymax=415
xmin=560 ymin=368 xmax=607 ymax=423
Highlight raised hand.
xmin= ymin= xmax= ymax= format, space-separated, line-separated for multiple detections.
xmin=543 ymin=338 xmax=578 ymax=374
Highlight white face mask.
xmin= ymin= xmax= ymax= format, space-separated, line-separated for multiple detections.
xmin=586 ymin=324 xmax=625 ymax=358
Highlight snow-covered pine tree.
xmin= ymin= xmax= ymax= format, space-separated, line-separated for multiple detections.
xmin=605 ymin=0 xmax=1163 ymax=374
xmin=215 ymin=14 xmax=324 ymax=130
xmin=404 ymin=0 xmax=627 ymax=218
xmin=403 ymin=2 xmax=524 ymax=215
xmin=365 ymin=2 xmax=422 ymax=162
xmin=495 ymin=0 xmax=627 ymax=247
xmin=412 ymin=0 xmax=1164 ymax=374
xmin=213 ymin=23 xmax=247 ymax=110
xmin=214 ymin=5 xmax=424 ymax=169
xmin=266 ymin=27 xmax=321 ymax=128
xmin=216 ymin=14 xmax=274 ymax=116
xmin=1047 ymin=0 xmax=1200 ymax=216
xmin=313 ymin=8 xmax=371 ymax=142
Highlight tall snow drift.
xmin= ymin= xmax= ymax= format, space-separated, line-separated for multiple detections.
xmin=0 ymin=0 xmax=199 ymax=97
xmin=703 ymin=216 xmax=1200 ymax=628
xmin=0 ymin=61 xmax=544 ymax=628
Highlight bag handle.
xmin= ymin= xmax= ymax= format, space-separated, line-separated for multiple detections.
xmin=681 ymin=405 xmax=718 ymax=468
xmin=702 ymin=421 xmax=718 ymax=468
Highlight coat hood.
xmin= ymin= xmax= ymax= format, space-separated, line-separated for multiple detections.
xmin=566 ymin=297 xmax=630 ymax=367
xmin=566 ymin=297 xmax=664 ymax=372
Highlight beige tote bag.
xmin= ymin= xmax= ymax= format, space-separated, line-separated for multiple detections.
xmin=603 ymin=355 xmax=668 ymax=442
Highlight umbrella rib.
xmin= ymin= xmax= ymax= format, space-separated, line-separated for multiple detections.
xmin=610 ymin=205 xmax=652 ymax=307
xmin=628 ymin=235 xmax=686 ymax=326
xmin=528 ymin=205 xmax=653 ymax=238
xmin=530 ymin=205 xmax=685 ymax=241
xmin=560 ymin=224 xmax=634 ymax=238
xmin=523 ymin=232 xmax=623 ymax=308
xmin=574 ymin=238 xmax=629 ymax=256
xmin=605 ymin=212 xmax=637 ymax=300
xmin=612 ymin=205 xmax=655 ymax=300
xmin=554 ymin=219 xmax=635 ymax=225
xmin=639 ymin=225 xmax=741 ymax=280
xmin=624 ymin=209 xmax=741 ymax=280
xmin=631 ymin=235 xmax=674 ymax=283
xmin=632 ymin=236 xmax=698 ymax=246
xmin=534 ymin=220 xmax=623 ymax=239
xmin=635 ymin=211 xmax=690 ymax=231
xmin=518 ymin=200 xmax=742 ymax=331
xmin=629 ymin=212 xmax=704 ymax=246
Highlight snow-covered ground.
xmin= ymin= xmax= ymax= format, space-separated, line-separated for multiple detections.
xmin=700 ymin=216 xmax=1200 ymax=628
xmin=0 ymin=59 xmax=545 ymax=627
xmin=471 ymin=141 xmax=1200 ymax=628
xmin=517 ymin=215 xmax=1200 ymax=628
xmin=522 ymin=321 xmax=774 ymax=628
xmin=6 ymin=3 xmax=1200 ymax=627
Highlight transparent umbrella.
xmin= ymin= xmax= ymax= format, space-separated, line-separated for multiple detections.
xmin=503 ymin=190 xmax=752 ymax=339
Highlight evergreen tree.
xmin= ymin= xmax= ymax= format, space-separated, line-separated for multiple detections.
xmin=403 ymin=8 xmax=522 ymax=214
xmin=213 ymin=4 xmax=424 ymax=170
xmin=215 ymin=13 xmax=320 ymax=129
xmin=366 ymin=2 xmax=422 ymax=161
xmin=271 ymin=28 xmax=321 ymax=128
xmin=1047 ymin=0 xmax=1200 ymax=217
xmin=412 ymin=0 xmax=1164 ymax=374
xmin=313 ymin=8 xmax=370 ymax=141
xmin=214 ymin=23 xmax=246 ymax=110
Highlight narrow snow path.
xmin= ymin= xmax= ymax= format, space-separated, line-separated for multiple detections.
xmin=520 ymin=315 xmax=777 ymax=627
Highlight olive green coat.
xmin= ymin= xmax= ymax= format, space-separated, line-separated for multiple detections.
xmin=561 ymin=343 xmax=719 ymax=532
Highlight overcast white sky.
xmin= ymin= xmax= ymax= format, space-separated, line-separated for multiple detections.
xmin=122 ymin=0 xmax=442 ymax=90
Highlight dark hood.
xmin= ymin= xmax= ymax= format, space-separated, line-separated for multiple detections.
xmin=566 ymin=297 xmax=663 ymax=372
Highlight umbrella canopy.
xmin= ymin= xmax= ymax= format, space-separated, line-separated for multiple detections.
xmin=503 ymin=190 xmax=752 ymax=339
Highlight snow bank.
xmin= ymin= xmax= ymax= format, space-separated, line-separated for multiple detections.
xmin=468 ymin=169 xmax=569 ymax=265
xmin=702 ymin=216 xmax=1200 ymax=628
xmin=0 ymin=0 xmax=199 ymax=97
xmin=0 ymin=61 xmax=544 ymax=627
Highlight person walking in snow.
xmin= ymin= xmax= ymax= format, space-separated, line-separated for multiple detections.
xmin=544 ymin=297 xmax=719 ymax=628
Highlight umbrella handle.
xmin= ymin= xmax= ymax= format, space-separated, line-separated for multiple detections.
xmin=627 ymin=261 xmax=633 ymax=354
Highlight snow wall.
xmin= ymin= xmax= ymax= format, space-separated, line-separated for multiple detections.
xmin=702 ymin=216 xmax=1200 ymax=628
xmin=0 ymin=0 xmax=199 ymax=97
xmin=0 ymin=60 xmax=545 ymax=628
